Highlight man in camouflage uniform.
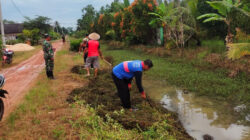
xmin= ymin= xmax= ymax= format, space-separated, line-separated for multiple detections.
xmin=43 ymin=34 xmax=55 ymax=79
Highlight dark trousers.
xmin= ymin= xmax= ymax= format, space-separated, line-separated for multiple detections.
xmin=84 ymin=53 xmax=88 ymax=63
xmin=112 ymin=73 xmax=131 ymax=109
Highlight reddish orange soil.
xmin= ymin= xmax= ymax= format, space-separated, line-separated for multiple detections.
xmin=0 ymin=41 xmax=63 ymax=119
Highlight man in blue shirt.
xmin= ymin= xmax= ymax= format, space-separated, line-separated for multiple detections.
xmin=112 ymin=59 xmax=153 ymax=111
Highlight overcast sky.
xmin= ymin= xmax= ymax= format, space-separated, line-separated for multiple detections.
xmin=2 ymin=0 xmax=125 ymax=28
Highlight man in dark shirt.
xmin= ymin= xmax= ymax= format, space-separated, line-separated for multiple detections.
xmin=112 ymin=59 xmax=153 ymax=111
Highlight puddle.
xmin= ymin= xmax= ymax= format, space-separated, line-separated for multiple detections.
xmin=144 ymin=79 xmax=250 ymax=140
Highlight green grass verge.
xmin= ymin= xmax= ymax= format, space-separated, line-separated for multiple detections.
xmin=102 ymin=44 xmax=250 ymax=107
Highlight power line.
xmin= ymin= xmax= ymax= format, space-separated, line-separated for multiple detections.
xmin=10 ymin=0 xmax=25 ymax=18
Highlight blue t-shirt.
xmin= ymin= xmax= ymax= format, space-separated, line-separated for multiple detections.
xmin=113 ymin=60 xmax=143 ymax=79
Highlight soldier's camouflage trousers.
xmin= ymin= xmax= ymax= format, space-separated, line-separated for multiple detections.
xmin=45 ymin=58 xmax=54 ymax=71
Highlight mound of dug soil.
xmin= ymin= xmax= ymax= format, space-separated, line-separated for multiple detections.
xmin=6 ymin=43 xmax=35 ymax=51
xmin=67 ymin=67 xmax=192 ymax=139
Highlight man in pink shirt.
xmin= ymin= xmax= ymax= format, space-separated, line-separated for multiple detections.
xmin=85 ymin=33 xmax=103 ymax=77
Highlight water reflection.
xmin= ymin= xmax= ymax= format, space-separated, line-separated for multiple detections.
xmin=144 ymin=79 xmax=250 ymax=140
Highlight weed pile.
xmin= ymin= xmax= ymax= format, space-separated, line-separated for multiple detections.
xmin=71 ymin=65 xmax=85 ymax=75
xmin=68 ymin=66 xmax=192 ymax=139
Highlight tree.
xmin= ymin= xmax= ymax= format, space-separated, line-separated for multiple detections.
xmin=110 ymin=0 xmax=125 ymax=12
xmin=157 ymin=0 xmax=163 ymax=5
xmin=197 ymin=0 xmax=250 ymax=44
xmin=23 ymin=16 xmax=51 ymax=34
xmin=23 ymin=28 xmax=40 ymax=45
xmin=124 ymin=0 xmax=130 ymax=7
xmin=77 ymin=5 xmax=96 ymax=32
xmin=54 ymin=21 xmax=61 ymax=33
xmin=3 ymin=20 xmax=16 ymax=24
xmin=66 ymin=27 xmax=74 ymax=35
xmin=240 ymin=0 xmax=250 ymax=12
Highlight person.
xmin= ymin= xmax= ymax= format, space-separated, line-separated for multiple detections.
xmin=43 ymin=34 xmax=55 ymax=79
xmin=79 ymin=34 xmax=89 ymax=64
xmin=0 ymin=74 xmax=8 ymax=121
xmin=0 ymin=75 xmax=7 ymax=95
xmin=85 ymin=32 xmax=103 ymax=77
xmin=112 ymin=59 xmax=153 ymax=111
xmin=62 ymin=34 xmax=66 ymax=43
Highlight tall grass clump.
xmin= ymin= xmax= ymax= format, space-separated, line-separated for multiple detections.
xmin=227 ymin=43 xmax=250 ymax=60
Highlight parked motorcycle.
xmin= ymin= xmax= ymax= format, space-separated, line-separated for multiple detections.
xmin=0 ymin=75 xmax=7 ymax=121
xmin=2 ymin=48 xmax=14 ymax=66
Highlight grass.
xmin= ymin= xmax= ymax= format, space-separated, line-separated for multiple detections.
xmin=201 ymin=39 xmax=226 ymax=54
xmin=102 ymin=44 xmax=250 ymax=108
xmin=0 ymin=46 xmax=42 ymax=70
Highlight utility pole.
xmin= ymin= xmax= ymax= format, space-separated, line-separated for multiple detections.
xmin=55 ymin=22 xmax=59 ymax=34
xmin=0 ymin=0 xmax=5 ymax=47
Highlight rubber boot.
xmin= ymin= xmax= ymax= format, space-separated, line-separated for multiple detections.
xmin=46 ymin=71 xmax=50 ymax=78
xmin=50 ymin=71 xmax=55 ymax=79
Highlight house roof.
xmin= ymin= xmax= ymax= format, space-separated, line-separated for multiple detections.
xmin=0 ymin=24 xmax=24 ymax=34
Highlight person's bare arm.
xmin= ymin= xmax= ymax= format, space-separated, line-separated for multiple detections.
xmin=84 ymin=47 xmax=88 ymax=54
xmin=99 ymin=50 xmax=103 ymax=59
xmin=79 ymin=43 xmax=82 ymax=53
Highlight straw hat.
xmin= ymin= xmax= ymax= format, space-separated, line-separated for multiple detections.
xmin=88 ymin=32 xmax=100 ymax=40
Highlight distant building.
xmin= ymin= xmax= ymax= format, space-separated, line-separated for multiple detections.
xmin=0 ymin=24 xmax=24 ymax=41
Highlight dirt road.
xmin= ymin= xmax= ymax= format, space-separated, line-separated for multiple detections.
xmin=0 ymin=41 xmax=63 ymax=119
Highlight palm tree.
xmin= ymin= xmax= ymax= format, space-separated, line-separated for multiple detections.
xmin=197 ymin=0 xmax=249 ymax=44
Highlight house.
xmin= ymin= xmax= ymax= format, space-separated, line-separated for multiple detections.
xmin=0 ymin=24 xmax=24 ymax=41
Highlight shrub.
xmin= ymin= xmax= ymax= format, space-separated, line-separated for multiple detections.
xmin=227 ymin=43 xmax=250 ymax=60
xmin=70 ymin=39 xmax=82 ymax=52
xmin=105 ymin=30 xmax=115 ymax=40
xmin=16 ymin=34 xmax=26 ymax=42
xmin=49 ymin=31 xmax=61 ymax=40
xmin=6 ymin=40 xmax=22 ymax=45
xmin=23 ymin=28 xmax=40 ymax=45
xmin=235 ymin=28 xmax=250 ymax=43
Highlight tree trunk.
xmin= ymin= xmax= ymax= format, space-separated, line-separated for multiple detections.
xmin=225 ymin=21 xmax=233 ymax=50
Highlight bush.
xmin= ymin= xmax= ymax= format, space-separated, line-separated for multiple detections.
xmin=6 ymin=39 xmax=23 ymax=45
xmin=105 ymin=30 xmax=115 ymax=40
xmin=23 ymin=28 xmax=40 ymax=45
xmin=235 ymin=28 xmax=250 ymax=43
xmin=227 ymin=43 xmax=250 ymax=60
xmin=16 ymin=34 xmax=26 ymax=42
xmin=70 ymin=39 xmax=82 ymax=52
xmin=49 ymin=31 xmax=61 ymax=40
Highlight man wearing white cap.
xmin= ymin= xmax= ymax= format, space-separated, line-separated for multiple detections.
xmin=85 ymin=32 xmax=103 ymax=77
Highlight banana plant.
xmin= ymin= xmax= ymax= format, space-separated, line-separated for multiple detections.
xmin=197 ymin=0 xmax=250 ymax=44
xmin=149 ymin=3 xmax=196 ymax=51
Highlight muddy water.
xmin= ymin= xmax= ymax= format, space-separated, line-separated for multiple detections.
xmin=144 ymin=79 xmax=250 ymax=140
